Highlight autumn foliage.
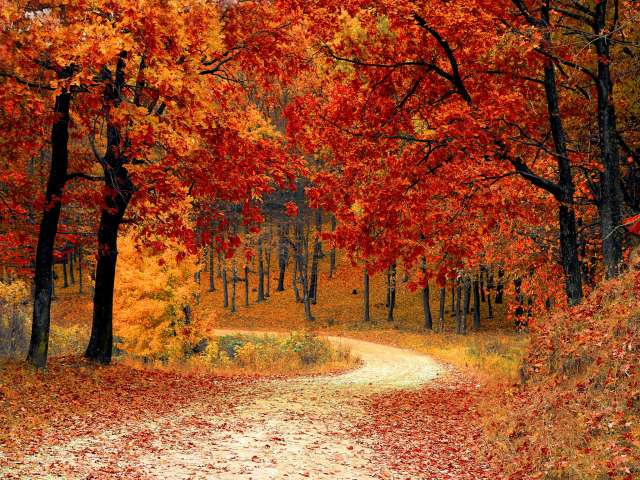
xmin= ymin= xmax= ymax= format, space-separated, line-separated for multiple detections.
xmin=0 ymin=0 xmax=640 ymax=478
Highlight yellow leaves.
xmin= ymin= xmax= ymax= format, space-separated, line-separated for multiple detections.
xmin=335 ymin=9 xmax=368 ymax=45
xmin=350 ymin=200 xmax=364 ymax=217
xmin=235 ymin=104 xmax=281 ymax=142
xmin=113 ymin=232 xmax=200 ymax=359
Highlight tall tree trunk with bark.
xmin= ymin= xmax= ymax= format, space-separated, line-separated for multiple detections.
xmin=85 ymin=54 xmax=134 ymax=364
xmin=78 ymin=245 xmax=84 ymax=294
xmin=265 ymin=232 xmax=271 ymax=298
xmin=222 ymin=262 xmax=229 ymax=308
xmin=593 ymin=0 xmax=624 ymax=278
xmin=244 ymin=264 xmax=249 ymax=307
xmin=231 ymin=262 xmax=237 ymax=313
xmin=27 ymin=90 xmax=72 ymax=369
xmin=473 ymin=276 xmax=481 ymax=331
xmin=309 ymin=210 xmax=322 ymax=304
xmin=277 ymin=223 xmax=289 ymax=292
xmin=62 ymin=258 xmax=68 ymax=288
xmin=421 ymin=258 xmax=432 ymax=330
xmin=363 ymin=269 xmax=370 ymax=322
xmin=386 ymin=264 xmax=396 ymax=322
xmin=69 ymin=252 xmax=75 ymax=285
xmin=257 ymin=237 xmax=265 ymax=303
xmin=329 ymin=215 xmax=337 ymax=278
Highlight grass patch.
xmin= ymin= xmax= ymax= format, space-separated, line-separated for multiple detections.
xmin=199 ymin=332 xmax=357 ymax=376
xmin=341 ymin=329 xmax=527 ymax=382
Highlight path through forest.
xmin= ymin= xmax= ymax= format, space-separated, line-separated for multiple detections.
xmin=4 ymin=335 xmax=445 ymax=479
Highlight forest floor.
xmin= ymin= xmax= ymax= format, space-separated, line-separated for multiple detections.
xmin=0 ymin=336 xmax=492 ymax=479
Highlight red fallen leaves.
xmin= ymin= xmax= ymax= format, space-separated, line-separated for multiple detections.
xmin=0 ymin=356 xmax=250 ymax=460
xmin=358 ymin=370 xmax=495 ymax=480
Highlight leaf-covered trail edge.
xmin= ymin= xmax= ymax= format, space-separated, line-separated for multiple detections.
xmin=1 ymin=335 xmax=495 ymax=479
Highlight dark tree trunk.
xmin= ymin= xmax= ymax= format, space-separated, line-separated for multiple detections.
xmin=508 ymin=2 xmax=583 ymax=306
xmin=421 ymin=259 xmax=432 ymax=330
xmin=27 ymin=91 xmax=72 ymax=369
xmin=244 ymin=264 xmax=249 ymax=307
xmin=329 ymin=215 xmax=337 ymax=278
xmin=85 ymin=54 xmax=134 ymax=365
xmin=62 ymin=258 xmax=68 ymax=288
xmin=479 ymin=267 xmax=485 ymax=302
xmin=69 ymin=252 xmax=75 ymax=285
xmin=386 ymin=264 xmax=396 ymax=322
xmin=438 ymin=287 xmax=446 ymax=332
xmin=222 ymin=263 xmax=229 ymax=308
xmin=231 ymin=263 xmax=237 ymax=313
xmin=473 ymin=276 xmax=481 ymax=331
xmin=86 ymin=204 xmax=128 ymax=364
xmin=277 ymin=223 xmax=288 ymax=292
xmin=363 ymin=269 xmax=370 ymax=322
xmin=265 ymin=233 xmax=271 ymax=298
xmin=593 ymin=1 xmax=624 ymax=278
xmin=257 ymin=237 xmax=265 ymax=303
xmin=296 ymin=218 xmax=314 ymax=321
xmin=309 ymin=211 xmax=322 ymax=304
xmin=78 ymin=245 xmax=84 ymax=295
xmin=462 ymin=278 xmax=471 ymax=335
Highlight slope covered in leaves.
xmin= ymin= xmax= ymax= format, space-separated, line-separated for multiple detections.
xmin=490 ymin=265 xmax=640 ymax=479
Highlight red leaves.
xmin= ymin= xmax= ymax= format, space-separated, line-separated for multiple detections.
xmin=284 ymin=201 xmax=299 ymax=217
xmin=359 ymin=371 xmax=495 ymax=479
xmin=624 ymin=214 xmax=640 ymax=237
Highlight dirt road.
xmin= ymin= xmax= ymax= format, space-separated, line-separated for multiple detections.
xmin=2 ymin=336 xmax=443 ymax=479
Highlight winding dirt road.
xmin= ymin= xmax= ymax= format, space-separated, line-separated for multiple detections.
xmin=4 ymin=335 xmax=443 ymax=479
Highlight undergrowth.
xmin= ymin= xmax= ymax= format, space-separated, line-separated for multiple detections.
xmin=487 ymin=268 xmax=640 ymax=479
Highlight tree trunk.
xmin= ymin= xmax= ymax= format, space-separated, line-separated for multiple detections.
xmin=62 ymin=258 xmax=68 ymax=288
xmin=277 ymin=223 xmax=288 ymax=292
xmin=473 ymin=276 xmax=481 ymax=331
xmin=329 ymin=215 xmax=337 ymax=278
xmin=594 ymin=1 xmax=624 ymax=278
xmin=309 ymin=210 xmax=322 ymax=304
xmin=78 ymin=245 xmax=84 ymax=295
xmin=69 ymin=252 xmax=75 ymax=285
xmin=257 ymin=237 xmax=265 ymax=303
xmin=85 ymin=53 xmax=135 ymax=365
xmin=296 ymin=218 xmax=314 ymax=321
xmin=363 ymin=269 xmax=370 ymax=322
xmin=222 ymin=262 xmax=229 ymax=308
xmin=27 ymin=91 xmax=72 ymax=369
xmin=421 ymin=259 xmax=432 ymax=330
xmin=265 ymin=232 xmax=271 ymax=298
xmin=386 ymin=264 xmax=396 ymax=322
xmin=231 ymin=262 xmax=237 ymax=313
xmin=85 ymin=208 xmax=125 ymax=364
xmin=244 ymin=264 xmax=249 ymax=307
xmin=462 ymin=278 xmax=471 ymax=335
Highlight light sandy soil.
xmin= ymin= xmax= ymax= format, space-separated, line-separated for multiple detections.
xmin=2 ymin=335 xmax=443 ymax=479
